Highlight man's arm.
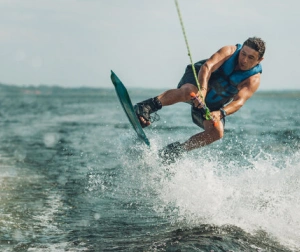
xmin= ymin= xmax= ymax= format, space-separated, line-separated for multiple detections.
xmin=198 ymin=45 xmax=237 ymax=99
xmin=220 ymin=73 xmax=261 ymax=117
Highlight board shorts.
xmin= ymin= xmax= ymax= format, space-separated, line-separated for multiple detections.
xmin=177 ymin=60 xmax=206 ymax=89
xmin=177 ymin=60 xmax=226 ymax=129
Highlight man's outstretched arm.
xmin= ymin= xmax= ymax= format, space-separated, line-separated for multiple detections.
xmin=218 ymin=73 xmax=261 ymax=117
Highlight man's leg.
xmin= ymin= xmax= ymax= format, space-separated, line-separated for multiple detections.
xmin=159 ymin=117 xmax=224 ymax=164
xmin=157 ymin=84 xmax=199 ymax=106
xmin=182 ymin=119 xmax=224 ymax=151
xmin=135 ymin=83 xmax=198 ymax=127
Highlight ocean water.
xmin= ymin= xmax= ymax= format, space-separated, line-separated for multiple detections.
xmin=0 ymin=84 xmax=299 ymax=252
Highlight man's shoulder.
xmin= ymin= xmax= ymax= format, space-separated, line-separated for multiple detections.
xmin=221 ymin=44 xmax=238 ymax=53
xmin=215 ymin=45 xmax=239 ymax=61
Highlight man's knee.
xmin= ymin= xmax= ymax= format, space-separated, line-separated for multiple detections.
xmin=211 ymin=127 xmax=224 ymax=141
xmin=180 ymin=83 xmax=198 ymax=99
xmin=216 ymin=128 xmax=224 ymax=140
xmin=205 ymin=122 xmax=224 ymax=141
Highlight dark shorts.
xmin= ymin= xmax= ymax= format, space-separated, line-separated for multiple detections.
xmin=177 ymin=60 xmax=206 ymax=89
xmin=177 ymin=60 xmax=226 ymax=129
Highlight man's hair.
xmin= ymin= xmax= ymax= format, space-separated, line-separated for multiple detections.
xmin=243 ymin=37 xmax=266 ymax=59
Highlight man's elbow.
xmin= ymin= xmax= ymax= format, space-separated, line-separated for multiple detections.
xmin=202 ymin=62 xmax=211 ymax=72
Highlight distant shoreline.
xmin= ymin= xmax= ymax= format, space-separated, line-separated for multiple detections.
xmin=0 ymin=82 xmax=299 ymax=97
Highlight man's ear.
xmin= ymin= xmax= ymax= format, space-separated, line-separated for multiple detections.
xmin=258 ymin=57 xmax=264 ymax=63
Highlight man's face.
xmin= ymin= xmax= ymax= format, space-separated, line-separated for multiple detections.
xmin=238 ymin=45 xmax=263 ymax=71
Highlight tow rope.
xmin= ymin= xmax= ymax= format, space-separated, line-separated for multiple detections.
xmin=174 ymin=0 xmax=216 ymax=124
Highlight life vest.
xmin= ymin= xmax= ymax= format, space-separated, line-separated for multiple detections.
xmin=204 ymin=44 xmax=262 ymax=110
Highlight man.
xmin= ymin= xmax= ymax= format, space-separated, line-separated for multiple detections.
xmin=134 ymin=37 xmax=265 ymax=163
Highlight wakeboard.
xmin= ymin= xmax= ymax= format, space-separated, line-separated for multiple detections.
xmin=110 ymin=70 xmax=150 ymax=146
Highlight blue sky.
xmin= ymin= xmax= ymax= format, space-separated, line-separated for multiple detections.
xmin=0 ymin=0 xmax=299 ymax=90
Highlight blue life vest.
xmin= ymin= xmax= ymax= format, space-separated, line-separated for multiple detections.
xmin=204 ymin=44 xmax=262 ymax=110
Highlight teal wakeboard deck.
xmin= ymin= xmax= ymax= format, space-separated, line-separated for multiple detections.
xmin=110 ymin=70 xmax=150 ymax=146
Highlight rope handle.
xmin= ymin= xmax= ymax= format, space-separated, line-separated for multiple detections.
xmin=190 ymin=92 xmax=218 ymax=127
